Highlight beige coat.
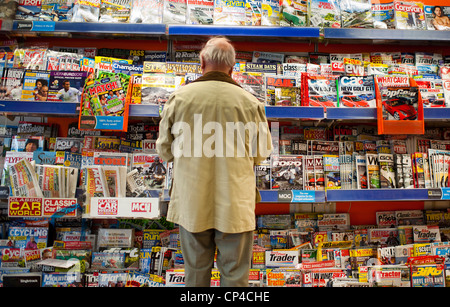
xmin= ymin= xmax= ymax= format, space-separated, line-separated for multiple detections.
xmin=156 ymin=71 xmax=272 ymax=233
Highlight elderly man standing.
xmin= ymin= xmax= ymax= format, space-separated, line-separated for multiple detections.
xmin=156 ymin=36 xmax=272 ymax=287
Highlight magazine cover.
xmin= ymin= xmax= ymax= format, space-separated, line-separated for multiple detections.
xmin=323 ymin=154 xmax=341 ymax=190
xmin=79 ymin=75 xmax=130 ymax=131
xmin=1 ymin=68 xmax=25 ymax=101
xmin=129 ymin=0 xmax=163 ymax=23
xmin=48 ymin=71 xmax=88 ymax=102
xmin=245 ymin=0 xmax=261 ymax=25
xmin=39 ymin=0 xmax=73 ymax=21
xmin=255 ymin=157 xmax=271 ymax=190
xmin=393 ymin=0 xmax=426 ymax=30
xmin=69 ymin=0 xmax=100 ymax=22
xmin=19 ymin=70 xmax=50 ymax=101
xmin=16 ymin=0 xmax=42 ymax=20
xmin=9 ymin=158 xmax=43 ymax=197
xmin=338 ymin=75 xmax=376 ymax=108
xmin=141 ymin=72 xmax=177 ymax=105
xmin=131 ymin=153 xmax=167 ymax=191
xmin=232 ymin=72 xmax=265 ymax=103
xmin=186 ymin=0 xmax=213 ymax=24
xmin=213 ymin=0 xmax=246 ymax=25
xmin=340 ymin=0 xmax=372 ymax=28
xmin=264 ymin=75 xmax=300 ymax=106
xmin=371 ymin=0 xmax=395 ymax=29
xmin=303 ymin=74 xmax=338 ymax=108
xmin=99 ymin=0 xmax=132 ymax=22
xmin=261 ymin=0 xmax=279 ymax=25
xmin=8 ymin=226 xmax=49 ymax=249
xmin=365 ymin=153 xmax=380 ymax=189
xmin=279 ymin=0 xmax=307 ymax=26
xmin=378 ymin=153 xmax=396 ymax=188
xmin=424 ymin=5 xmax=450 ymax=31
xmin=97 ymin=272 xmax=127 ymax=286
xmin=309 ymin=0 xmax=341 ymax=28
xmin=163 ymin=0 xmax=187 ymax=23
xmin=271 ymin=155 xmax=303 ymax=190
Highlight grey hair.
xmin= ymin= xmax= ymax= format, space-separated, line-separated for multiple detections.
xmin=200 ymin=36 xmax=236 ymax=68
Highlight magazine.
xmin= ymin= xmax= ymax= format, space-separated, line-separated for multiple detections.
xmin=129 ymin=0 xmax=163 ymax=23
xmin=186 ymin=0 xmax=213 ymax=24
xmin=279 ymin=0 xmax=307 ymax=26
xmin=378 ymin=153 xmax=396 ymax=188
xmin=213 ymin=0 xmax=246 ymax=25
xmin=39 ymin=0 xmax=72 ymax=21
xmin=338 ymin=75 xmax=376 ymax=108
xmin=365 ymin=153 xmax=380 ymax=189
xmin=309 ymin=0 xmax=341 ymax=28
xmin=163 ymin=0 xmax=187 ymax=24
xmin=20 ymin=70 xmax=51 ymax=101
xmin=47 ymin=71 xmax=88 ymax=102
xmin=371 ymin=0 xmax=395 ymax=29
xmin=69 ymin=0 xmax=100 ymax=22
xmin=261 ymin=0 xmax=279 ymax=25
xmin=264 ymin=75 xmax=300 ymax=106
xmin=1 ymin=68 xmax=25 ymax=101
xmin=393 ymin=0 xmax=426 ymax=30
xmin=340 ymin=0 xmax=372 ymax=28
xmin=271 ymin=155 xmax=303 ymax=190
xmin=16 ymin=0 xmax=41 ymax=20
xmin=9 ymin=158 xmax=43 ymax=197
xmin=99 ymin=0 xmax=132 ymax=22
xmin=424 ymin=5 xmax=450 ymax=31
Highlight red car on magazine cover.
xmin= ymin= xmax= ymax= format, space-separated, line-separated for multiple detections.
xmin=383 ymin=97 xmax=418 ymax=120
xmin=309 ymin=95 xmax=335 ymax=107
xmin=340 ymin=95 xmax=370 ymax=108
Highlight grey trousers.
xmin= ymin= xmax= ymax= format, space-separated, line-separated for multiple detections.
xmin=179 ymin=226 xmax=254 ymax=287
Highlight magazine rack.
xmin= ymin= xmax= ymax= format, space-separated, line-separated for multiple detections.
xmin=375 ymin=77 xmax=425 ymax=135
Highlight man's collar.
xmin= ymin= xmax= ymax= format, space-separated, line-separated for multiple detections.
xmin=192 ymin=71 xmax=241 ymax=88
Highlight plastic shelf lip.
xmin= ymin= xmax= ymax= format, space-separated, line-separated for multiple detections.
xmin=259 ymin=190 xmax=325 ymax=203
xmin=423 ymin=107 xmax=450 ymax=120
xmin=0 ymin=100 xmax=78 ymax=115
xmin=326 ymin=188 xmax=430 ymax=202
xmin=13 ymin=21 xmax=167 ymax=34
xmin=265 ymin=106 xmax=325 ymax=119
xmin=168 ymin=25 xmax=320 ymax=38
xmin=326 ymin=107 xmax=377 ymax=119
xmin=323 ymin=28 xmax=450 ymax=41
xmin=129 ymin=104 xmax=160 ymax=117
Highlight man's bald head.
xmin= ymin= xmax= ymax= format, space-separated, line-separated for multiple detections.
xmin=200 ymin=36 xmax=236 ymax=75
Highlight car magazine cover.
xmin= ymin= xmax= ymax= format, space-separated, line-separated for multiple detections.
xmin=303 ymin=74 xmax=338 ymax=108
xmin=424 ymin=5 xmax=450 ymax=31
xmin=129 ymin=0 xmax=163 ymax=23
xmin=393 ymin=0 xmax=426 ymax=30
xmin=371 ymin=0 xmax=395 ymax=29
xmin=186 ymin=0 xmax=213 ymax=24
xmin=338 ymin=75 xmax=376 ymax=108
xmin=415 ymin=78 xmax=446 ymax=108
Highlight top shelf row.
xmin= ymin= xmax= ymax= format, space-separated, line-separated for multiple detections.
xmin=3 ymin=21 xmax=450 ymax=42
